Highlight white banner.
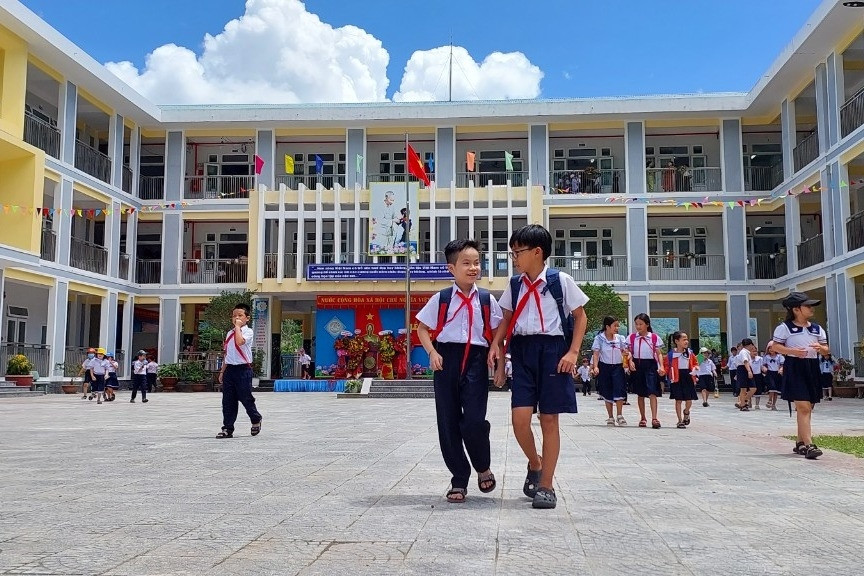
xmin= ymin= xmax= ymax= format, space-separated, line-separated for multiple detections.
xmin=368 ymin=181 xmax=419 ymax=256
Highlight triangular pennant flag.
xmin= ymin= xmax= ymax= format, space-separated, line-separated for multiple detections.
xmin=11 ymin=206 xmax=19 ymax=214
xmin=76 ymin=209 xmax=82 ymax=217
xmin=254 ymin=154 xmax=264 ymax=175
xmin=129 ymin=208 xmax=135 ymax=214
xmin=355 ymin=154 xmax=363 ymax=174
xmin=2 ymin=206 xmax=9 ymax=214
xmin=36 ymin=207 xmax=42 ymax=216
xmin=840 ymin=180 xmax=848 ymax=187
xmin=727 ymin=202 xmax=735 ymax=209
xmin=95 ymin=209 xmax=102 ymax=217
xmin=284 ymin=154 xmax=295 ymax=175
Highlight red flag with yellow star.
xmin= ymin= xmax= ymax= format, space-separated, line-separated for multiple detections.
xmin=406 ymin=144 xmax=430 ymax=186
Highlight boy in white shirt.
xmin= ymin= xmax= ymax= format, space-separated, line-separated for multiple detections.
xmin=216 ymin=304 xmax=263 ymax=438
xmin=576 ymin=358 xmax=592 ymax=396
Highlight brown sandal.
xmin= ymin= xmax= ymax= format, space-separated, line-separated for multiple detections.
xmin=446 ymin=487 xmax=467 ymax=503
xmin=478 ymin=471 xmax=496 ymax=493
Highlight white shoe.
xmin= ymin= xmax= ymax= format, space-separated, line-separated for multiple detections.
xmin=754 ymin=404 xmax=760 ymax=410
xmin=616 ymin=415 xmax=627 ymax=426
xmin=606 ymin=417 xmax=615 ymax=426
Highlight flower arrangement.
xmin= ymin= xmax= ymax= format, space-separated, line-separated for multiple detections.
xmin=834 ymin=357 xmax=855 ymax=385
xmin=346 ymin=333 xmax=369 ymax=377
xmin=6 ymin=354 xmax=33 ymax=376
xmin=378 ymin=331 xmax=396 ymax=363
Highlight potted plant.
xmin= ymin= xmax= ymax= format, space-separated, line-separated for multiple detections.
xmin=832 ymin=357 xmax=857 ymax=398
xmin=251 ymin=348 xmax=265 ymax=387
xmin=181 ymin=361 xmax=208 ymax=392
xmin=5 ymin=354 xmax=34 ymax=387
xmin=157 ymin=363 xmax=182 ymax=391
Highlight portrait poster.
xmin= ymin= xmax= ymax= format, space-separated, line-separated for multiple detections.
xmin=368 ymin=181 xmax=419 ymax=256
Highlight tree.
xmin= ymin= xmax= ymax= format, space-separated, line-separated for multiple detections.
xmin=199 ymin=289 xmax=257 ymax=351
xmin=580 ymin=283 xmax=628 ymax=353
xmin=280 ymin=319 xmax=304 ymax=354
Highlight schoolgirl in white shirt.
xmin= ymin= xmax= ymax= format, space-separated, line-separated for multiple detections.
xmin=590 ymin=316 xmax=629 ymax=426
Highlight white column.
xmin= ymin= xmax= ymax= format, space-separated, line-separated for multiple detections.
xmin=100 ymin=291 xmax=118 ymax=354
xmin=107 ymin=200 xmax=122 ymax=277
xmin=354 ymin=183 xmax=361 ymax=262
xmin=315 ymin=184 xmax=323 ymax=262
xmin=467 ymin=182 xmax=476 ymax=239
xmin=130 ymin=126 xmax=141 ymax=198
xmin=277 ymin=186 xmax=286 ymax=283
xmin=296 ymin=185 xmax=306 ymax=282
xmin=334 ymin=183 xmax=342 ymax=263
xmin=47 ymin=279 xmax=69 ymax=379
xmin=120 ymin=294 xmax=134 ymax=378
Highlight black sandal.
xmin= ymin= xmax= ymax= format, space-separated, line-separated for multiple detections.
xmin=446 ymin=487 xmax=467 ymax=503
xmin=251 ymin=419 xmax=262 ymax=436
xmin=478 ymin=471 xmax=496 ymax=493
xmin=216 ymin=429 xmax=233 ymax=438
xmin=683 ymin=410 xmax=690 ymax=426
xmin=523 ymin=461 xmax=542 ymax=498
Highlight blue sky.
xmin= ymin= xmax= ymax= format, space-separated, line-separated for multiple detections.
xmin=19 ymin=0 xmax=823 ymax=103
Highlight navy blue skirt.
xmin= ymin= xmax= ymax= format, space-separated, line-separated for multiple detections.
xmin=736 ymin=366 xmax=754 ymax=390
xmin=669 ymin=369 xmax=698 ymax=400
xmin=781 ymin=357 xmax=821 ymax=404
xmin=596 ymin=362 xmax=627 ymax=403
xmin=630 ymin=359 xmax=662 ymax=397
xmin=765 ymin=371 xmax=782 ymax=393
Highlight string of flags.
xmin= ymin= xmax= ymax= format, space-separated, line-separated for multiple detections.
xmin=0 ymin=203 xmax=192 ymax=218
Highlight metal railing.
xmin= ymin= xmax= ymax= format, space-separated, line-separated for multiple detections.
xmin=549 ymin=169 xmax=625 ymax=194
xmin=184 ymin=175 xmax=253 ymax=199
xmin=136 ymin=259 xmax=162 ymax=283
xmin=841 ymin=86 xmax=864 ymax=139
xmin=748 ymin=252 xmax=788 ymax=280
xmin=74 ymin=140 xmax=112 ymax=183
xmin=23 ymin=112 xmax=60 ymax=158
xmin=847 ymin=210 xmax=864 ymax=253
xmin=646 ymin=167 xmax=722 ymax=192
xmin=1 ymin=343 xmax=51 ymax=379
xmin=119 ymin=253 xmax=130 ymax=280
xmin=276 ymin=174 xmax=346 ymax=189
xmin=69 ymin=237 xmax=107 ymax=275
xmin=63 ymin=347 xmax=123 ymax=377
xmin=549 ymin=255 xmax=628 ymax=281
xmin=455 ymin=171 xmax=527 ymax=187
xmin=793 ymin=132 xmax=819 ymax=172
xmin=648 ymin=254 xmax=725 ymax=281
xmin=744 ymin=164 xmax=784 ymax=192
xmin=121 ymin=166 xmax=133 ymax=194
xmin=139 ymin=176 xmax=164 ymax=200
xmin=181 ymin=259 xmax=248 ymax=284
xmin=40 ymin=228 xmax=56 ymax=262
xmin=797 ymin=234 xmax=824 ymax=270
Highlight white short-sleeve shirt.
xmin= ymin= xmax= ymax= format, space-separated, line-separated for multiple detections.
xmin=763 ymin=353 xmax=784 ymax=371
xmin=591 ymin=333 xmax=627 ymax=365
xmin=737 ymin=348 xmax=753 ymax=366
xmin=224 ymin=326 xmax=254 ymax=365
xmin=576 ymin=364 xmax=592 ymax=381
xmin=697 ymin=358 xmax=716 ymax=376
xmin=146 ymin=361 xmax=159 ymax=374
xmin=772 ymin=321 xmax=827 ymax=359
xmin=629 ymin=332 xmax=663 ymax=360
xmin=133 ymin=359 xmax=147 ymax=375
xmin=416 ymin=284 xmax=503 ymax=346
xmin=497 ymin=266 xmax=589 ymax=337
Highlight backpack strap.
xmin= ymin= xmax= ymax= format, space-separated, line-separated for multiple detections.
xmin=431 ymin=287 xmax=453 ymax=341
xmin=509 ymin=275 xmax=521 ymax=312
xmin=478 ymin=289 xmax=493 ymax=346
xmin=542 ymin=268 xmax=569 ymax=336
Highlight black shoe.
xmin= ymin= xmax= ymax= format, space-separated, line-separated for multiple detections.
xmin=142 ymin=398 xmax=149 ymax=403
xmin=804 ymin=444 xmax=823 ymax=459
xmin=130 ymin=399 xmax=135 ymax=403
xmin=827 ymin=397 xmax=832 ymax=401
xmin=676 ymin=422 xmax=686 ymax=429
xmin=702 ymin=401 xmax=709 ymax=407
xmin=793 ymin=441 xmax=805 ymax=455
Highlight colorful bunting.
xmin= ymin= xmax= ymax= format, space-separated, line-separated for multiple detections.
xmin=466 ymin=151 xmax=476 ymax=172
xmin=254 ymin=154 xmax=265 ymax=175
xmin=284 ymin=154 xmax=295 ymax=175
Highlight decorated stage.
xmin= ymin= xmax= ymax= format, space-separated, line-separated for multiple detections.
xmin=274 ymin=379 xmax=347 ymax=392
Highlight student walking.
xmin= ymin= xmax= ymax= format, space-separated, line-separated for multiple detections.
xmin=299 ymin=348 xmax=312 ymax=380
xmin=627 ymin=314 xmax=665 ymax=429
xmin=491 ymin=225 xmax=589 ymax=510
xmin=763 ymin=345 xmax=784 ymax=410
xmin=665 ymin=332 xmax=699 ymax=428
xmin=131 ymin=350 xmax=149 ymax=403
xmin=696 ymin=347 xmax=717 ymax=407
xmin=771 ymin=291 xmax=829 ymax=459
xmin=751 ymin=351 xmax=765 ymax=409
xmin=216 ymin=303 xmax=263 ymax=439
xmin=591 ymin=316 xmax=629 ymax=426
xmin=736 ymin=339 xmax=757 ymax=411
xmin=104 ymin=352 xmax=119 ymax=402
xmin=146 ymin=356 xmax=159 ymax=392
xmin=89 ymin=348 xmax=110 ymax=405
xmin=576 ymin=358 xmax=592 ymax=396
xmin=728 ymin=347 xmax=740 ymax=401
xmin=417 ymin=239 xmax=503 ymax=504
xmin=820 ymin=354 xmax=835 ymax=401
xmin=79 ymin=347 xmax=96 ymax=400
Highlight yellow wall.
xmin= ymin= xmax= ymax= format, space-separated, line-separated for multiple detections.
xmin=0 ymin=25 xmax=28 ymax=140
xmin=0 ymin=131 xmax=42 ymax=253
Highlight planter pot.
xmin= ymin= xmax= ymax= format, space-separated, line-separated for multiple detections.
xmin=190 ymin=382 xmax=207 ymax=392
xmin=160 ymin=377 xmax=178 ymax=391
xmin=6 ymin=375 xmax=33 ymax=387
xmin=832 ymin=386 xmax=858 ymax=399
xmin=61 ymin=383 xmax=81 ymax=394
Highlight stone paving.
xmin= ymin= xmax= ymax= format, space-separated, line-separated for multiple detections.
xmin=2 ymin=391 xmax=864 ymax=576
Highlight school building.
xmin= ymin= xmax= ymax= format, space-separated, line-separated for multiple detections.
xmin=1 ymin=0 xmax=864 ymax=379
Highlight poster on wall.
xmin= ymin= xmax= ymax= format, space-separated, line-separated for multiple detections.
xmin=368 ymin=181 xmax=419 ymax=256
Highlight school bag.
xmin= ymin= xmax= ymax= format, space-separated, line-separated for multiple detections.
xmin=508 ymin=268 xmax=574 ymax=343
xmin=629 ymin=331 xmax=661 ymax=359
xmin=431 ymin=287 xmax=494 ymax=345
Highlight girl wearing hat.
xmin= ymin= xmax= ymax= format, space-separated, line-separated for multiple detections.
xmin=696 ymin=347 xmax=717 ymax=408
xmin=104 ymin=352 xmax=119 ymax=402
xmin=771 ymin=291 xmax=829 ymax=460
xmin=146 ymin=355 xmax=159 ymax=393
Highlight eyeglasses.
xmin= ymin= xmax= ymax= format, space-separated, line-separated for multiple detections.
xmin=509 ymin=247 xmax=533 ymax=260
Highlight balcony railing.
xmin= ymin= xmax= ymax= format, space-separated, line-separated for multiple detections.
xmin=841 ymin=86 xmax=864 ymax=139
xmin=1 ymin=343 xmax=50 ymax=379
xmin=455 ymin=171 xmax=527 ymax=187
xmin=366 ymin=173 xmax=429 ymax=189
xmin=136 ymin=259 xmax=162 ymax=284
xmin=63 ymin=347 xmax=123 ymax=376
xmin=797 ymin=234 xmax=824 ymax=270
xmin=69 ymin=237 xmax=107 ymax=275
xmin=847 ymin=210 xmax=864 ymax=253
xmin=549 ymin=169 xmax=625 ymax=195
xmin=121 ymin=165 xmax=133 ymax=194
xmin=646 ymin=167 xmax=722 ymax=192
xmin=119 ymin=253 xmax=130 ymax=280
xmin=648 ymin=254 xmax=725 ymax=281
xmin=184 ymin=175 xmax=253 ymax=199
xmin=793 ymin=132 xmax=819 ymax=172
xmin=40 ymin=228 xmax=56 ymax=262
xmin=74 ymin=140 xmax=112 ymax=184
xmin=23 ymin=112 xmax=60 ymax=158
xmin=139 ymin=176 xmax=164 ymax=200
xmin=748 ymin=252 xmax=787 ymax=280
xmin=276 ymin=174 xmax=346 ymax=189
xmin=549 ymin=255 xmax=628 ymax=281
xmin=181 ymin=259 xmax=248 ymax=284
xmin=744 ymin=164 xmax=784 ymax=192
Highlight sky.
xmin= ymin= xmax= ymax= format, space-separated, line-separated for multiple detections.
xmin=18 ymin=0 xmax=823 ymax=105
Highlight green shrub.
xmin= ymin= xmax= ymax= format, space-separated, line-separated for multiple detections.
xmin=6 ymin=354 xmax=34 ymax=375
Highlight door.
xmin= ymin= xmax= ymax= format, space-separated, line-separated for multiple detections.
xmin=598 ymin=157 xmax=614 ymax=192
xmin=6 ymin=319 xmax=25 ymax=343
xmin=205 ymin=163 xmax=219 ymax=197
xmin=202 ymin=242 xmax=217 ymax=282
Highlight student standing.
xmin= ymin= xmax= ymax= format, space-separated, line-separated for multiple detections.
xmin=417 ymin=239 xmax=503 ymax=503
xmin=820 ymin=354 xmax=835 ymax=401
xmin=79 ymin=347 xmax=96 ymax=400
xmin=591 ymin=316 xmax=629 ymax=426
xmin=696 ymin=347 xmax=717 ymax=407
xmin=576 ymin=358 xmax=592 ymax=396
xmin=728 ymin=347 xmax=740 ymax=401
xmin=763 ymin=345 xmax=784 ymax=410
xmin=89 ymin=348 xmax=110 ymax=405
xmin=216 ymin=303 xmax=263 ymax=439
xmin=104 ymin=352 xmax=119 ymax=402
xmin=736 ymin=339 xmax=757 ymax=411
xmin=665 ymin=332 xmax=699 ymax=428
xmin=771 ymin=291 xmax=829 ymax=459
xmin=145 ymin=356 xmax=159 ymax=393
xmin=751 ymin=351 xmax=765 ymax=410
xmin=491 ymin=225 xmax=589 ymax=510
xmin=131 ymin=350 xmax=149 ymax=403
xmin=298 ymin=348 xmax=312 ymax=380
xmin=627 ymin=314 xmax=665 ymax=429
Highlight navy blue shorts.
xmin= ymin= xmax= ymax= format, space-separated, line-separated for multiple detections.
xmin=509 ymin=334 xmax=577 ymax=414
xmin=630 ymin=359 xmax=661 ymax=397
xmin=697 ymin=374 xmax=715 ymax=392
xmin=596 ymin=362 xmax=627 ymax=403
xmin=765 ymin=371 xmax=782 ymax=393
xmin=737 ymin=366 xmax=754 ymax=390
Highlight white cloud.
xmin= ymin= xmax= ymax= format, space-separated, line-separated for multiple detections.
xmin=393 ymin=46 xmax=543 ymax=102
xmin=105 ymin=0 xmax=389 ymax=104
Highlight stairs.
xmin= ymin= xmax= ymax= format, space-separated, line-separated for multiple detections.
xmin=367 ymin=379 xmax=434 ymax=398
xmin=0 ymin=381 xmax=45 ymax=398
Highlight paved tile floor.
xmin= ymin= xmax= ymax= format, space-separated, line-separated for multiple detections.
xmin=2 ymin=391 xmax=864 ymax=575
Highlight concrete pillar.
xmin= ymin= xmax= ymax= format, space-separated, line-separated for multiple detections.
xmin=626 ymin=206 xmax=648 ymax=282
xmin=158 ymin=297 xmax=181 ymax=364
xmin=721 ymin=119 xmax=747 ymax=281
xmin=780 ymin=98 xmax=796 ymax=180
xmin=346 ymin=128 xmax=366 ymax=188
xmin=784 ymin=195 xmax=800 ymax=275
xmin=120 ymin=295 xmax=135 ymax=378
xmin=106 ymin=200 xmax=122 ymax=277
xmin=126 ymin=210 xmax=139 ymax=282
xmin=256 ymin=129 xmax=275 ymax=190
xmin=721 ymin=119 xmax=744 ymax=193
xmin=434 ymin=127 xmax=455 ymax=188
xmin=47 ymin=279 xmax=69 ymax=379
xmin=161 ymin=212 xmax=183 ymax=284
xmin=58 ymin=81 xmax=77 ymax=164
xmin=625 ymin=121 xmax=646 ymax=195
xmin=56 ymin=178 xmax=73 ymax=266
xmin=727 ymin=293 xmax=750 ymax=346
xmin=164 ymin=130 xmax=185 ymax=202
xmin=820 ymin=166 xmax=835 ymax=260
xmin=109 ymin=113 xmax=124 ymax=189
xmin=826 ymin=52 xmax=843 ymax=146
xmin=815 ymin=63 xmax=830 ymax=155
xmin=100 ymin=291 xmax=118 ymax=354
xmin=628 ymin=292 xmax=650 ymax=321
xmin=129 ymin=126 xmax=141 ymax=198
xmin=528 ymin=125 xmax=548 ymax=190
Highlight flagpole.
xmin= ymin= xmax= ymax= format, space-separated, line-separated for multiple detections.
xmin=404 ymin=133 xmax=412 ymax=380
